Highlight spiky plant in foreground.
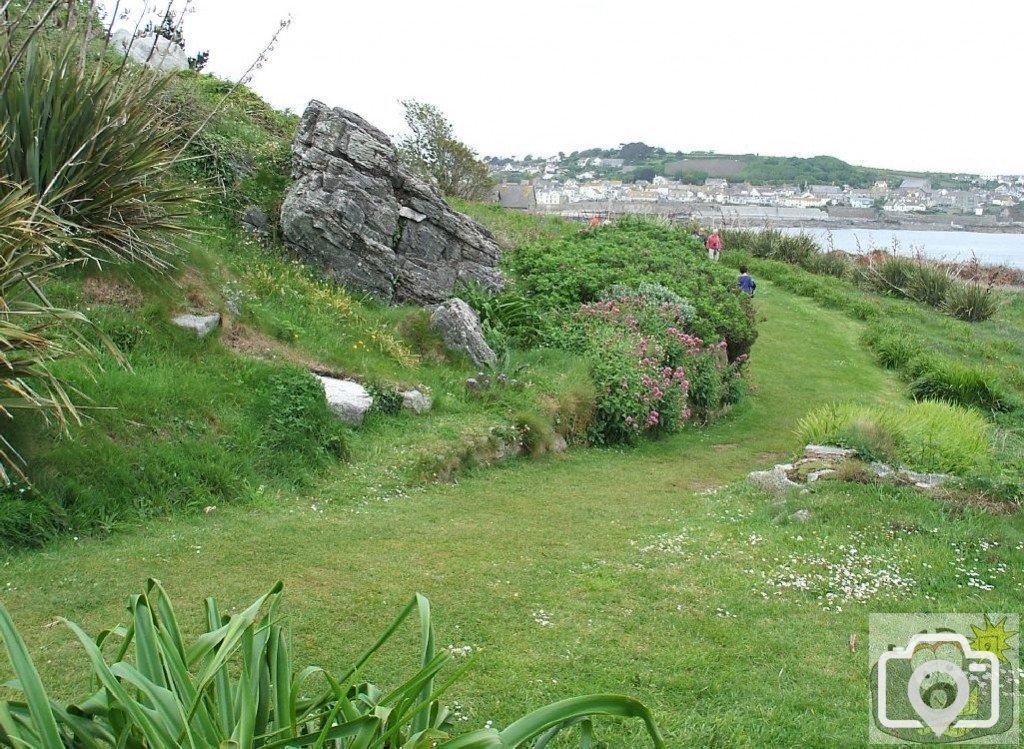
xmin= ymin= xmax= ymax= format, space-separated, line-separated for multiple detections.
xmin=0 ymin=583 xmax=666 ymax=748
xmin=0 ymin=1 xmax=195 ymax=271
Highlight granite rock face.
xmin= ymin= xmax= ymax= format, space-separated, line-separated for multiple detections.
xmin=281 ymin=101 xmax=504 ymax=305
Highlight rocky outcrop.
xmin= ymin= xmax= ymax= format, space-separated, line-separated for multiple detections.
xmin=748 ymin=444 xmax=954 ymax=495
xmin=110 ymin=30 xmax=189 ymax=72
xmin=281 ymin=101 xmax=504 ymax=305
xmin=429 ymin=298 xmax=496 ymax=366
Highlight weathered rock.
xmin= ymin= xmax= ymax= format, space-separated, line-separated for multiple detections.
xmin=172 ymin=313 xmax=221 ymax=337
xmin=807 ymin=469 xmax=836 ymax=483
xmin=790 ymin=508 xmax=813 ymax=522
xmin=804 ymin=444 xmax=857 ymax=461
xmin=317 ymin=376 xmax=373 ymax=426
xmin=280 ymin=101 xmax=504 ymax=305
xmin=429 ymin=298 xmax=496 ymax=366
xmin=747 ymin=464 xmax=799 ymax=496
xmin=870 ymin=462 xmax=895 ymax=478
xmin=110 ymin=30 xmax=189 ymax=72
xmin=241 ymin=207 xmax=271 ymax=236
xmin=551 ymin=434 xmax=568 ymax=453
xmin=899 ymin=470 xmax=952 ymax=490
xmin=400 ymin=389 xmax=432 ymax=414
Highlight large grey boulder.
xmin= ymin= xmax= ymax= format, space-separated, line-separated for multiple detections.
xmin=280 ymin=101 xmax=504 ymax=305
xmin=317 ymin=376 xmax=373 ymax=426
xmin=110 ymin=30 xmax=189 ymax=72
xmin=429 ymin=298 xmax=496 ymax=366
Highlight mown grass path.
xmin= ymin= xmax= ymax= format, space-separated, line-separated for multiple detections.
xmin=6 ymin=287 xmax=1024 ymax=746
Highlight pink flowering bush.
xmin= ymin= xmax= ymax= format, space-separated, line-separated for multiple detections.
xmin=549 ymin=294 xmax=746 ymax=443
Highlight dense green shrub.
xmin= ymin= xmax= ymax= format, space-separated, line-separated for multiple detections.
xmin=804 ymin=250 xmax=853 ymax=279
xmin=507 ymin=217 xmax=757 ymax=360
xmin=798 ymin=400 xmax=994 ymax=475
xmin=906 ymin=263 xmax=954 ymax=307
xmin=547 ymin=293 xmax=740 ymax=443
xmin=721 ymin=227 xmax=818 ymax=266
xmin=459 ymin=283 xmax=546 ymax=349
xmin=863 ymin=255 xmax=916 ymax=297
xmin=943 ymin=281 xmax=999 ymax=322
xmin=909 ymin=359 xmax=1010 ymax=413
xmin=266 ymin=369 xmax=348 ymax=458
xmin=0 ymin=481 xmax=65 ymax=548
xmin=862 ymin=322 xmax=924 ymax=370
xmin=1 ymin=20 xmax=193 ymax=269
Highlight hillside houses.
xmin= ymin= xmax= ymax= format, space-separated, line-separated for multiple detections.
xmin=488 ymin=158 xmax=1022 ymax=217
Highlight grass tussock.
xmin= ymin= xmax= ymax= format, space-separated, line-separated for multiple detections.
xmin=797 ymin=400 xmax=994 ymax=476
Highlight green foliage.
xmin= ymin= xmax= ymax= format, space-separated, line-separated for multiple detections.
xmin=861 ymin=323 xmax=924 ymax=371
xmin=909 ymin=359 xmax=1010 ymax=413
xmin=396 ymin=100 xmax=493 ymax=201
xmin=266 ymin=368 xmax=348 ymax=458
xmin=943 ymin=281 xmax=999 ymax=322
xmin=602 ymin=281 xmax=696 ymax=321
xmin=458 ymin=283 xmax=545 ymax=350
xmin=0 ymin=480 xmax=65 ymax=548
xmin=0 ymin=582 xmax=665 ymax=747
xmin=721 ymin=228 xmax=820 ymax=267
xmin=863 ymin=255 xmax=917 ymax=296
xmin=0 ymin=186 xmax=112 ymax=483
xmin=737 ymin=154 xmax=889 ymax=187
xmin=0 ymin=21 xmax=193 ymax=270
xmin=508 ymin=217 xmax=757 ymax=360
xmin=905 ymin=263 xmax=954 ymax=307
xmin=366 ymin=382 xmax=405 ymax=415
xmin=797 ymin=401 xmax=995 ymax=475
xmin=161 ymin=72 xmax=297 ymax=217
xmin=803 ymin=250 xmax=853 ymax=279
xmin=547 ymin=293 xmax=739 ymax=442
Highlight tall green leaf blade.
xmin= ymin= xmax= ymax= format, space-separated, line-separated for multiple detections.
xmin=0 ymin=600 xmax=63 ymax=747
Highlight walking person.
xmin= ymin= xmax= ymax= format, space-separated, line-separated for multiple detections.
xmin=706 ymin=229 xmax=722 ymax=261
xmin=738 ymin=265 xmax=757 ymax=296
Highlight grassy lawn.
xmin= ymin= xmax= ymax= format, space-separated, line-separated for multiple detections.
xmin=3 ymin=286 xmax=1022 ymax=746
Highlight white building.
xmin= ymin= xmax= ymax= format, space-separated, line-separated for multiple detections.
xmin=536 ymin=189 xmax=563 ymax=206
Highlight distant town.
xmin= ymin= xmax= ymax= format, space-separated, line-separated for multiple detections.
xmin=487 ymin=152 xmax=1024 ymax=231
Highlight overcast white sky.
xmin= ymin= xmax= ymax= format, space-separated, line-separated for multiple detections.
xmin=129 ymin=0 xmax=1023 ymax=174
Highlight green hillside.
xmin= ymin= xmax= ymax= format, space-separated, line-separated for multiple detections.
xmin=1 ymin=6 xmax=1022 ymax=746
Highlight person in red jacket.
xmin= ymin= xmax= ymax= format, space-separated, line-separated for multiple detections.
xmin=706 ymin=230 xmax=723 ymax=261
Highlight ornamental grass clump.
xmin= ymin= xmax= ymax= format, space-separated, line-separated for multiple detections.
xmin=0 ymin=7 xmax=195 ymax=270
xmin=797 ymin=400 xmax=995 ymax=475
xmin=943 ymin=280 xmax=999 ymax=322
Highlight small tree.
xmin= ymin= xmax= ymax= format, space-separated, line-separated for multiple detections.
xmin=396 ymin=100 xmax=493 ymax=201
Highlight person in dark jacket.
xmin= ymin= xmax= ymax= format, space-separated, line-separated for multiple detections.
xmin=738 ymin=265 xmax=757 ymax=296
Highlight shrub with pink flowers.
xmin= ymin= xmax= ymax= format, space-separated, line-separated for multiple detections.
xmin=549 ymin=292 xmax=746 ymax=443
